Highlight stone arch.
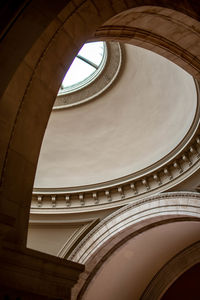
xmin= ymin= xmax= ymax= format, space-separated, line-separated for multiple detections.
xmin=95 ymin=6 xmax=200 ymax=78
xmin=70 ymin=192 xmax=200 ymax=299
xmin=69 ymin=192 xmax=200 ymax=263
xmin=141 ymin=241 xmax=200 ymax=300
xmin=0 ymin=0 xmax=200 ymax=246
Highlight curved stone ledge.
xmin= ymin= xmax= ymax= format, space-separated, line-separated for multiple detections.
xmin=67 ymin=192 xmax=200 ymax=263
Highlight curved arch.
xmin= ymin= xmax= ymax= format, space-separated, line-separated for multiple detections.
xmin=70 ymin=192 xmax=200 ymax=299
xmin=141 ymin=241 xmax=200 ymax=300
xmin=69 ymin=192 xmax=200 ymax=263
xmin=95 ymin=6 xmax=200 ymax=79
xmin=0 ymin=1 xmax=200 ymax=246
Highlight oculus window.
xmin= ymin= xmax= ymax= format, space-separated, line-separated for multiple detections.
xmin=58 ymin=41 xmax=106 ymax=95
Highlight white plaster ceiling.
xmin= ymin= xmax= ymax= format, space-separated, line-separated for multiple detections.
xmin=34 ymin=44 xmax=197 ymax=188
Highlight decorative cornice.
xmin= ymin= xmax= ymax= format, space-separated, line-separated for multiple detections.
xmin=32 ymin=119 xmax=200 ymax=212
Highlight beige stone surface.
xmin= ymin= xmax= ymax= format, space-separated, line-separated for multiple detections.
xmin=27 ymin=224 xmax=80 ymax=256
xmin=0 ymin=241 xmax=84 ymax=299
xmin=82 ymin=221 xmax=200 ymax=300
xmin=27 ymin=207 xmax=114 ymax=257
xmin=141 ymin=241 xmax=200 ymax=300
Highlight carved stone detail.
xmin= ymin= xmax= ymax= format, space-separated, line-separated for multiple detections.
xmin=173 ymin=161 xmax=183 ymax=174
xmin=105 ymin=190 xmax=111 ymax=202
xmin=163 ymin=167 xmax=173 ymax=180
xmin=37 ymin=196 xmax=42 ymax=207
xmin=118 ymin=187 xmax=125 ymax=199
xmin=190 ymin=145 xmax=200 ymax=158
xmin=51 ymin=196 xmax=56 ymax=207
xmin=65 ymin=195 xmax=71 ymax=207
xmin=79 ymin=194 xmax=84 ymax=206
xmin=142 ymin=179 xmax=150 ymax=191
xmin=153 ymin=174 xmax=161 ymax=186
xmin=182 ymin=154 xmax=192 ymax=166
xmin=130 ymin=183 xmax=138 ymax=194
xmin=92 ymin=192 xmax=98 ymax=204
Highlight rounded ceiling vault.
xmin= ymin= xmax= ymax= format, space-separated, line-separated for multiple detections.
xmin=34 ymin=43 xmax=197 ymax=189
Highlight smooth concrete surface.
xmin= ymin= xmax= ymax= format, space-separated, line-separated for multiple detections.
xmin=82 ymin=221 xmax=200 ymax=300
xmin=34 ymin=44 xmax=197 ymax=188
xmin=27 ymin=224 xmax=80 ymax=256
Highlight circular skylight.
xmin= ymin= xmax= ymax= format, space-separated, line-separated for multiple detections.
xmin=58 ymin=42 xmax=106 ymax=95
xmin=54 ymin=42 xmax=122 ymax=109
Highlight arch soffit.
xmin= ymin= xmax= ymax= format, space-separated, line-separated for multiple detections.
xmin=141 ymin=241 xmax=200 ymax=300
xmin=1 ymin=1 xmax=200 ymax=244
xmin=72 ymin=226 xmax=200 ymax=300
xmin=70 ymin=192 xmax=200 ymax=300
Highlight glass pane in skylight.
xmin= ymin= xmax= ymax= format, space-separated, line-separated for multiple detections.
xmin=62 ymin=57 xmax=96 ymax=88
xmin=58 ymin=41 xmax=106 ymax=94
xmin=78 ymin=42 xmax=104 ymax=66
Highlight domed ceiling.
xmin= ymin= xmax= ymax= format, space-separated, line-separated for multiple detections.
xmin=34 ymin=43 xmax=197 ymax=189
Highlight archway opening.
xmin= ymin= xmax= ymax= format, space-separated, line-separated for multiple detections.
xmin=161 ymin=263 xmax=200 ymax=300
